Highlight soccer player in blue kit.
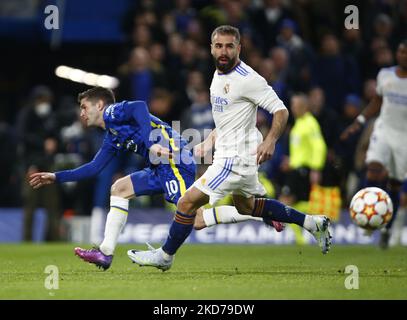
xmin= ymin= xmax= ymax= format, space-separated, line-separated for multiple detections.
xmin=29 ymin=86 xmax=283 ymax=270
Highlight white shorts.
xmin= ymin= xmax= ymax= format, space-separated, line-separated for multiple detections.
xmin=193 ymin=157 xmax=266 ymax=205
xmin=366 ymin=120 xmax=407 ymax=181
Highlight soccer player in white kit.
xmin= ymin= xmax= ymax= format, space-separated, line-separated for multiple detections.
xmin=128 ymin=25 xmax=332 ymax=271
xmin=341 ymin=39 xmax=407 ymax=248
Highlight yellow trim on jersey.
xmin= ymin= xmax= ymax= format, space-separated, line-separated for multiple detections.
xmin=150 ymin=121 xmax=179 ymax=151
xmin=150 ymin=121 xmax=186 ymax=196
xmin=169 ymin=157 xmax=187 ymax=196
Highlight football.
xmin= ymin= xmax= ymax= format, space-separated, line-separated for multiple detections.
xmin=349 ymin=187 xmax=393 ymax=230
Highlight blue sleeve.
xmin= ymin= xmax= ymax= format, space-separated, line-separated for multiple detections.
xmin=55 ymin=142 xmax=116 ymax=183
xmin=124 ymin=101 xmax=153 ymax=149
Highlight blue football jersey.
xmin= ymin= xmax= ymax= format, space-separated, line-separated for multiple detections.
xmin=103 ymin=100 xmax=188 ymax=159
xmin=55 ymin=100 xmax=195 ymax=183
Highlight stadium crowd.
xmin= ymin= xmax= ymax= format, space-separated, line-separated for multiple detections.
xmin=0 ymin=0 xmax=406 ymax=240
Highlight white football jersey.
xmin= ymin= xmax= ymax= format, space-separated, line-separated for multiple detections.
xmin=376 ymin=66 xmax=407 ymax=133
xmin=210 ymin=60 xmax=286 ymax=164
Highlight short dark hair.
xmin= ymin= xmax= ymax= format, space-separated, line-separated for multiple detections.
xmin=211 ymin=25 xmax=240 ymax=44
xmin=77 ymin=87 xmax=115 ymax=105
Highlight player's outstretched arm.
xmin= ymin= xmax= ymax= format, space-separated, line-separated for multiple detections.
xmin=340 ymin=94 xmax=382 ymax=140
xmin=28 ymin=172 xmax=56 ymax=189
xmin=194 ymin=129 xmax=217 ymax=158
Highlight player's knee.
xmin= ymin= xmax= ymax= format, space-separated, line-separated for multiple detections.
xmin=110 ymin=178 xmax=130 ymax=197
xmin=177 ymin=196 xmax=195 ymax=215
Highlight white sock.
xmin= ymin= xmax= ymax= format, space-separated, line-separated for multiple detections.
xmin=202 ymin=206 xmax=262 ymax=227
xmin=90 ymin=207 xmax=104 ymax=244
xmin=99 ymin=196 xmax=129 ymax=256
xmin=303 ymin=215 xmax=317 ymax=232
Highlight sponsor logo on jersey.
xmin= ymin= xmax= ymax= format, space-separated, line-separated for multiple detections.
xmin=105 ymin=104 xmax=116 ymax=119
xmin=210 ymin=95 xmax=228 ymax=105
xmin=211 ymin=95 xmax=228 ymax=113
xmin=213 ymin=105 xmax=224 ymax=112
xmin=384 ymin=91 xmax=407 ymax=105
xmin=124 ymin=139 xmax=138 ymax=152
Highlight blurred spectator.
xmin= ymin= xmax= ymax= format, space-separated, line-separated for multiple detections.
xmin=279 ymin=93 xmax=327 ymax=206
xmin=276 ymin=18 xmax=315 ymax=92
xmin=335 ymin=94 xmax=364 ymax=198
xmin=308 ymin=87 xmax=341 ymax=187
xmin=172 ymin=0 xmax=197 ymax=35
xmin=117 ymin=46 xmax=168 ymax=102
xmin=342 ymin=28 xmax=364 ymax=66
xmin=0 ymin=110 xmax=18 ymax=206
xmin=16 ymin=85 xmax=62 ymax=241
xmin=0 ymin=0 xmax=37 ymax=18
xmin=149 ymin=88 xmax=174 ymax=122
xmin=312 ymin=33 xmax=361 ymax=113
xmin=258 ymin=58 xmax=288 ymax=107
xmin=373 ymin=46 xmax=395 ymax=72
xmin=149 ymin=42 xmax=168 ymax=77
xmin=245 ymin=48 xmax=263 ymax=73
xmin=373 ymin=14 xmax=394 ymax=43
xmin=181 ymin=86 xmax=214 ymax=141
xmin=250 ymin=0 xmax=293 ymax=54
xmin=364 ymin=37 xmax=392 ymax=78
xmin=269 ymin=47 xmax=291 ymax=92
xmin=132 ymin=24 xmax=153 ymax=48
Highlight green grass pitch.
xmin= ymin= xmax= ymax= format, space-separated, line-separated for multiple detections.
xmin=0 ymin=243 xmax=406 ymax=300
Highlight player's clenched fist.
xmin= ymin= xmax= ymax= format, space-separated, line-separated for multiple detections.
xmin=28 ymin=172 xmax=56 ymax=189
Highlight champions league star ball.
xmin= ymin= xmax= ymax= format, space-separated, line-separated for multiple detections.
xmin=349 ymin=187 xmax=393 ymax=230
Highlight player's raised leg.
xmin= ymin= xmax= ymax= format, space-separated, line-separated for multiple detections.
xmin=74 ymin=176 xmax=134 ymax=270
xmin=194 ymin=206 xmax=285 ymax=232
xmin=232 ymin=194 xmax=332 ymax=254
xmin=128 ymin=186 xmax=209 ymax=271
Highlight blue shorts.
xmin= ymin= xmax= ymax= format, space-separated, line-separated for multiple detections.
xmin=130 ymin=162 xmax=196 ymax=204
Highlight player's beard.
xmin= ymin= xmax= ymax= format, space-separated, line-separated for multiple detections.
xmin=214 ymin=55 xmax=237 ymax=73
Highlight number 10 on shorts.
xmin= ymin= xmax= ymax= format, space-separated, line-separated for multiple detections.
xmin=165 ymin=180 xmax=179 ymax=197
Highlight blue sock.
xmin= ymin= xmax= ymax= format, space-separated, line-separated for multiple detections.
xmin=253 ymin=198 xmax=305 ymax=226
xmin=162 ymin=211 xmax=195 ymax=255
